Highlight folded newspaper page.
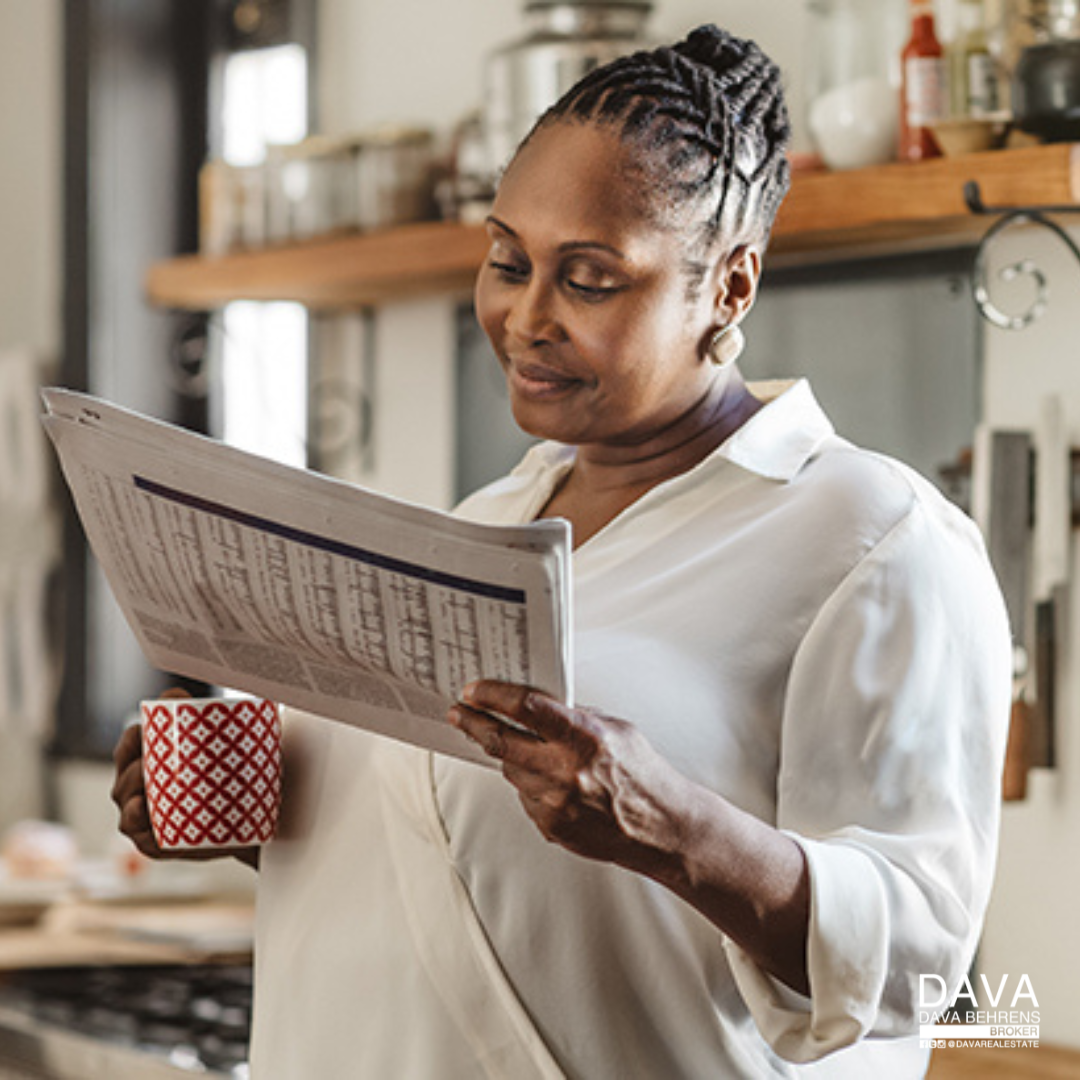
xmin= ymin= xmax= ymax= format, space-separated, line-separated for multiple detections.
xmin=42 ymin=388 xmax=572 ymax=767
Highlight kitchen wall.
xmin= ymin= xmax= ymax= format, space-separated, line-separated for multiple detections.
xmin=0 ymin=0 xmax=61 ymax=836
xmin=975 ymin=224 xmax=1080 ymax=1047
xmin=316 ymin=0 xmax=811 ymax=144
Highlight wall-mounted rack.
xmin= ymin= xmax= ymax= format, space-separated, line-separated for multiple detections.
xmin=966 ymin=178 xmax=1080 ymax=330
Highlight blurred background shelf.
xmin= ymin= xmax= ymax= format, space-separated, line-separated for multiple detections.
xmin=145 ymin=143 xmax=1080 ymax=312
xmin=145 ymin=220 xmax=492 ymax=312
xmin=772 ymin=142 xmax=1080 ymax=265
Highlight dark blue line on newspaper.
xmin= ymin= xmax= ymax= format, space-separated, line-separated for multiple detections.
xmin=133 ymin=475 xmax=527 ymax=604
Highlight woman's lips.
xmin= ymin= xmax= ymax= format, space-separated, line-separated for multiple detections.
xmin=508 ymin=359 xmax=583 ymax=399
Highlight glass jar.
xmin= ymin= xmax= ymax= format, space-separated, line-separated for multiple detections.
xmin=348 ymin=127 xmax=436 ymax=231
xmin=1024 ymin=0 xmax=1080 ymax=40
xmin=993 ymin=0 xmax=1080 ymax=68
xmin=264 ymin=137 xmax=356 ymax=243
xmin=804 ymin=0 xmax=907 ymax=169
xmin=984 ymin=0 xmax=1034 ymax=110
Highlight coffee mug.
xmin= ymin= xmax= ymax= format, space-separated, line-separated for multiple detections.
xmin=140 ymin=696 xmax=282 ymax=851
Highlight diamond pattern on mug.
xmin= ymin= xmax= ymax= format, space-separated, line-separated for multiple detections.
xmin=142 ymin=699 xmax=282 ymax=850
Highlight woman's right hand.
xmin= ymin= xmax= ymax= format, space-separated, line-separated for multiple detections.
xmin=110 ymin=721 xmax=167 ymax=860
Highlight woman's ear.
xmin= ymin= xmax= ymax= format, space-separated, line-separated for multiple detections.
xmin=712 ymin=244 xmax=762 ymax=327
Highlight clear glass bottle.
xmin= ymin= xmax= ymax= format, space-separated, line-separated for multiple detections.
xmin=984 ymin=0 xmax=1039 ymax=113
xmin=949 ymin=0 xmax=1000 ymax=116
xmin=1047 ymin=0 xmax=1080 ymax=39
xmin=804 ymin=0 xmax=907 ymax=170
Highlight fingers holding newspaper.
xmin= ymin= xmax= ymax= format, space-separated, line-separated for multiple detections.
xmin=449 ymin=680 xmax=693 ymax=877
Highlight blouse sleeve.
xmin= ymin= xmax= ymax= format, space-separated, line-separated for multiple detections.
xmin=724 ymin=496 xmax=1013 ymax=1063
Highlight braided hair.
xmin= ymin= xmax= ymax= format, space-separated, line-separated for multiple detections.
xmin=527 ymin=25 xmax=791 ymax=279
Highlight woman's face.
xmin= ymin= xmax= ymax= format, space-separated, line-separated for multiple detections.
xmin=474 ymin=121 xmax=726 ymax=450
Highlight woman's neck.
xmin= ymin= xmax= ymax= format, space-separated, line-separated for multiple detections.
xmin=571 ymin=372 xmax=762 ymax=496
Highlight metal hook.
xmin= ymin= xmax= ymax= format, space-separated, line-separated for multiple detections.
xmin=973 ymin=245 xmax=1049 ymax=331
xmin=966 ymin=180 xmax=1080 ymax=330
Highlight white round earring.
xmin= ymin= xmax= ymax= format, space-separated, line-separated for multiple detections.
xmin=708 ymin=324 xmax=745 ymax=371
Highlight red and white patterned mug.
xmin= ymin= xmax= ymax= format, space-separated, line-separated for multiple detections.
xmin=140 ymin=697 xmax=282 ymax=851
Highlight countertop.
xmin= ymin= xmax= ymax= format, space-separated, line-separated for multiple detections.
xmin=0 ymin=999 xmax=235 ymax=1079
xmin=0 ymin=884 xmax=254 ymax=1079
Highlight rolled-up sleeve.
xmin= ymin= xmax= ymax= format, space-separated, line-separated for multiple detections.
xmin=725 ymin=498 xmax=1012 ymax=1063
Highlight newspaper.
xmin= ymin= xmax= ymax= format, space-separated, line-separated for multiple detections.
xmin=41 ymin=388 xmax=572 ymax=767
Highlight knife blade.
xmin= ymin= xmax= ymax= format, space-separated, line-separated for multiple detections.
xmin=973 ymin=425 xmax=1034 ymax=800
xmin=1032 ymin=393 xmax=1071 ymax=769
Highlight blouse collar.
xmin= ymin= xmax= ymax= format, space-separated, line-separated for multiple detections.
xmin=718 ymin=378 xmax=836 ymax=482
xmin=512 ymin=378 xmax=835 ymax=487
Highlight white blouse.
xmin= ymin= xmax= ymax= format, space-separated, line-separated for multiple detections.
xmin=250 ymin=380 xmax=1012 ymax=1079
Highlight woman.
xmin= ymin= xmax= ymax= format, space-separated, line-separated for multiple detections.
xmin=113 ymin=25 xmax=1011 ymax=1078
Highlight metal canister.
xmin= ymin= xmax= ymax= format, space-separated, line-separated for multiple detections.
xmin=482 ymin=1 xmax=653 ymax=178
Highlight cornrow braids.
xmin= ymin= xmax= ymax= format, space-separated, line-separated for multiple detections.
xmin=531 ymin=25 xmax=791 ymax=268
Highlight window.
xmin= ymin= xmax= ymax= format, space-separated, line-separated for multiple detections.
xmin=214 ymin=40 xmax=310 ymax=469
xmin=57 ymin=0 xmax=316 ymax=757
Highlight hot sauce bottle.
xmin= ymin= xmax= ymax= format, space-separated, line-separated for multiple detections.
xmin=901 ymin=0 xmax=947 ymax=160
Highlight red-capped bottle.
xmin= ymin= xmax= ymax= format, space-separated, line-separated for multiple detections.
xmin=901 ymin=0 xmax=947 ymax=160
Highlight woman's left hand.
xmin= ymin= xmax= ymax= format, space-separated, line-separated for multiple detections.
xmin=450 ymin=679 xmax=811 ymax=994
xmin=448 ymin=680 xmax=690 ymax=876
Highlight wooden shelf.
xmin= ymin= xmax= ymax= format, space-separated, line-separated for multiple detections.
xmin=771 ymin=141 xmax=1080 ymax=265
xmin=146 ymin=220 xmax=491 ymax=312
xmin=146 ymin=143 xmax=1080 ymax=312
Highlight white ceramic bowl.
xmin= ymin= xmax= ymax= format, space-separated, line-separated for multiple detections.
xmin=808 ymin=77 xmax=899 ymax=171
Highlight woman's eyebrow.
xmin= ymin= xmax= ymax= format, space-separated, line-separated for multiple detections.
xmin=485 ymin=216 xmax=626 ymax=260
xmin=485 ymin=214 xmax=517 ymax=237
xmin=558 ymin=240 xmax=626 ymax=259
